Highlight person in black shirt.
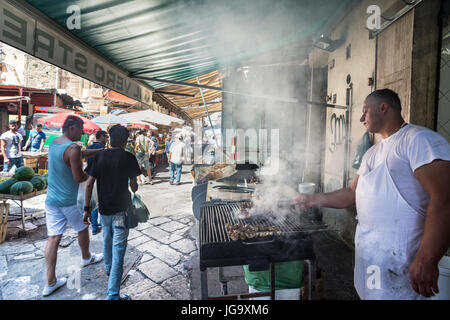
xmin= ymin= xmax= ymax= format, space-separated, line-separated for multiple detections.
xmin=83 ymin=125 xmax=141 ymax=300
xmin=86 ymin=130 xmax=107 ymax=235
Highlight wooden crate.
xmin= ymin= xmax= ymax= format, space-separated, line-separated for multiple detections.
xmin=0 ymin=202 xmax=10 ymax=244
xmin=38 ymin=156 xmax=48 ymax=170
xmin=24 ymin=157 xmax=38 ymax=169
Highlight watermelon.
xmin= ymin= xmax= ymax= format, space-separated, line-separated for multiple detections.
xmin=14 ymin=166 xmax=35 ymax=181
xmin=42 ymin=177 xmax=48 ymax=186
xmin=10 ymin=181 xmax=34 ymax=195
xmin=0 ymin=178 xmax=18 ymax=194
xmin=30 ymin=176 xmax=46 ymax=191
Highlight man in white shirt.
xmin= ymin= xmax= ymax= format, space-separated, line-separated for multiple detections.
xmin=168 ymin=135 xmax=185 ymax=185
xmin=134 ymin=131 xmax=153 ymax=185
xmin=1 ymin=120 xmax=24 ymax=172
xmin=87 ymin=129 xmax=98 ymax=146
xmin=293 ymin=89 xmax=450 ymax=300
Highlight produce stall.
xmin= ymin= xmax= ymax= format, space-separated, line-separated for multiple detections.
xmin=0 ymin=167 xmax=48 ymax=239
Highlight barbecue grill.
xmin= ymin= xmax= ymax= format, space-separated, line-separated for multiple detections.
xmin=199 ymin=201 xmax=327 ymax=300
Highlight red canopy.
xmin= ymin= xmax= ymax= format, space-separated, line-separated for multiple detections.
xmin=38 ymin=113 xmax=100 ymax=134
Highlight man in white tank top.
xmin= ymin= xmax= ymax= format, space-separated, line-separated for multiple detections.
xmin=294 ymin=89 xmax=450 ymax=300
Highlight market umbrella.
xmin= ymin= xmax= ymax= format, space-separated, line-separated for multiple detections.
xmin=135 ymin=121 xmax=158 ymax=130
xmin=92 ymin=114 xmax=132 ymax=129
xmin=38 ymin=113 xmax=101 ymax=134
xmin=133 ymin=121 xmax=158 ymax=130
xmin=122 ymin=109 xmax=183 ymax=127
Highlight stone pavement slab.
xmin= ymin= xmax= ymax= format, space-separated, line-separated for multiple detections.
xmin=170 ymin=238 xmax=197 ymax=255
xmin=149 ymin=217 xmax=172 ymax=226
xmin=1 ymin=276 xmax=40 ymax=300
xmin=138 ymin=259 xmax=178 ymax=284
xmin=0 ymin=241 xmax=36 ymax=256
xmin=133 ymin=285 xmax=174 ymax=300
xmin=158 ymin=220 xmax=188 ymax=232
xmin=127 ymin=228 xmax=143 ymax=240
xmin=140 ymin=226 xmax=183 ymax=244
xmin=127 ymin=235 xmax=149 ymax=247
xmin=0 ymin=256 xmax=7 ymax=279
xmin=123 ymin=278 xmax=157 ymax=296
xmin=162 ymin=275 xmax=191 ymax=300
xmin=140 ymin=241 xmax=183 ymax=266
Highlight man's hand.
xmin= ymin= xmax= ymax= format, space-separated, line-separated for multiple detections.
xmin=409 ymin=257 xmax=440 ymax=297
xmin=292 ymin=193 xmax=317 ymax=210
xmin=83 ymin=211 xmax=91 ymax=226
xmin=3 ymin=157 xmax=9 ymax=164
xmin=22 ymin=146 xmax=27 ymax=151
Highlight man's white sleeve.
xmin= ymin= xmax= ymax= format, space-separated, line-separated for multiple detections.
xmin=407 ymin=130 xmax=450 ymax=172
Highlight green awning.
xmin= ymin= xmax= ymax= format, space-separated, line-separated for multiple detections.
xmin=21 ymin=0 xmax=352 ymax=89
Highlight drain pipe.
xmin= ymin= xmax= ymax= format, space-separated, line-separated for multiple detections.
xmin=302 ymin=51 xmax=314 ymax=183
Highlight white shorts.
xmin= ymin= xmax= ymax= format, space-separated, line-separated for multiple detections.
xmin=45 ymin=204 xmax=88 ymax=236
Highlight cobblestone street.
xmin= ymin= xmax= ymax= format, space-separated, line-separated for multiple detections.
xmin=0 ymin=165 xmax=200 ymax=300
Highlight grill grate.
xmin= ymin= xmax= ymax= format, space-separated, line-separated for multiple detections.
xmin=200 ymin=202 xmax=326 ymax=245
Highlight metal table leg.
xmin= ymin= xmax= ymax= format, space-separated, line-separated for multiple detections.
xmin=270 ymin=263 xmax=275 ymax=300
xmin=20 ymin=199 xmax=26 ymax=232
xmin=305 ymin=259 xmax=316 ymax=300
xmin=201 ymin=269 xmax=208 ymax=300
xmin=218 ymin=267 xmax=228 ymax=296
xmin=218 ymin=266 xmax=244 ymax=296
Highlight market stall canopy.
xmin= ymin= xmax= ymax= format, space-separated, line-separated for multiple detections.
xmin=0 ymin=96 xmax=31 ymax=103
xmin=92 ymin=114 xmax=132 ymax=129
xmin=107 ymin=90 xmax=139 ymax=106
xmin=38 ymin=112 xmax=101 ymax=134
xmin=122 ymin=109 xmax=184 ymax=128
xmin=156 ymin=70 xmax=222 ymax=119
xmin=1 ymin=0 xmax=353 ymax=118
xmin=34 ymin=106 xmax=73 ymax=113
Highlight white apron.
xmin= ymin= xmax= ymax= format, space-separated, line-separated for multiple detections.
xmin=354 ymin=133 xmax=427 ymax=300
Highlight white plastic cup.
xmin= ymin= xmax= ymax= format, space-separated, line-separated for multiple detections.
xmin=432 ymin=256 xmax=450 ymax=300
xmin=298 ymin=182 xmax=316 ymax=194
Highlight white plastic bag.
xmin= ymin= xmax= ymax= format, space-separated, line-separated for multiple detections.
xmin=77 ymin=180 xmax=98 ymax=214
xmin=8 ymin=164 xmax=17 ymax=174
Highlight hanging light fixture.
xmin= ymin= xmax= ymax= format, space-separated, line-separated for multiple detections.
xmin=313 ymin=34 xmax=343 ymax=52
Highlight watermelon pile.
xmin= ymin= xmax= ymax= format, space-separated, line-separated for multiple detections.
xmin=0 ymin=166 xmax=48 ymax=195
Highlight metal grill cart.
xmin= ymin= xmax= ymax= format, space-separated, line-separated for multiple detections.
xmin=199 ymin=201 xmax=327 ymax=300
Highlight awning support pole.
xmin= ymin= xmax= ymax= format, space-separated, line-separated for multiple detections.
xmin=197 ymin=77 xmax=218 ymax=146
xmin=18 ymin=87 xmax=22 ymax=122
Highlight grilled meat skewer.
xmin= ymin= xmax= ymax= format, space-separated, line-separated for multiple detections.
xmin=226 ymin=223 xmax=281 ymax=241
